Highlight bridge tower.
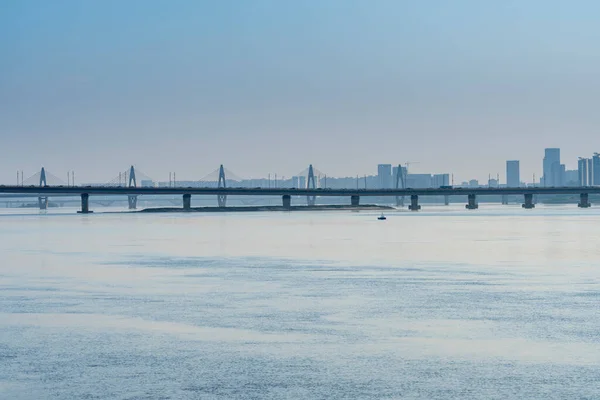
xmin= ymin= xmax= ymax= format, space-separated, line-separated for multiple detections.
xmin=307 ymin=164 xmax=316 ymax=206
xmin=38 ymin=167 xmax=48 ymax=210
xmin=395 ymin=164 xmax=406 ymax=207
xmin=218 ymin=164 xmax=227 ymax=207
xmin=128 ymin=165 xmax=137 ymax=209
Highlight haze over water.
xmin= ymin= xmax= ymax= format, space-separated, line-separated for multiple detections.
xmin=1 ymin=206 xmax=599 ymax=399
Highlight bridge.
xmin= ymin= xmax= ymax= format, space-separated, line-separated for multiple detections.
xmin=1 ymin=183 xmax=598 ymax=213
xmin=3 ymin=164 xmax=598 ymax=213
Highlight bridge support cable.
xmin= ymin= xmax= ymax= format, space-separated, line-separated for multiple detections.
xmin=217 ymin=165 xmax=227 ymax=207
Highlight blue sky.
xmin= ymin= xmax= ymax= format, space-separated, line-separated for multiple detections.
xmin=2 ymin=0 xmax=600 ymax=183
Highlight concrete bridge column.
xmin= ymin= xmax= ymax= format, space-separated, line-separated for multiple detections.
xmin=38 ymin=196 xmax=48 ymax=210
xmin=444 ymin=195 xmax=450 ymax=206
xmin=128 ymin=195 xmax=138 ymax=210
xmin=465 ymin=194 xmax=478 ymax=210
xmin=350 ymin=195 xmax=360 ymax=207
xmin=522 ymin=193 xmax=535 ymax=209
xmin=578 ymin=193 xmax=591 ymax=208
xmin=183 ymin=194 xmax=191 ymax=211
xmin=78 ymin=193 xmax=91 ymax=214
xmin=282 ymin=195 xmax=291 ymax=209
xmin=408 ymin=195 xmax=421 ymax=211
xmin=501 ymin=195 xmax=508 ymax=205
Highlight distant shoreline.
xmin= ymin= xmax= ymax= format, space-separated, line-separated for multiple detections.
xmin=139 ymin=204 xmax=394 ymax=213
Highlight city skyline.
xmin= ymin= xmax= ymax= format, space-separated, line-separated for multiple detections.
xmin=4 ymin=143 xmax=598 ymax=186
xmin=6 ymin=146 xmax=595 ymax=189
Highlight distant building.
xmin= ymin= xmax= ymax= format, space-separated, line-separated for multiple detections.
xmin=406 ymin=174 xmax=432 ymax=188
xmin=578 ymin=158 xmax=593 ymax=186
xmin=488 ymin=178 xmax=499 ymax=187
xmin=564 ymin=170 xmax=578 ymax=186
xmin=377 ymin=164 xmax=392 ymax=188
xmin=506 ymin=160 xmax=520 ymax=187
xmin=593 ymin=153 xmax=600 ymax=186
xmin=469 ymin=179 xmax=479 ymax=187
xmin=432 ymin=174 xmax=450 ymax=188
xmin=542 ymin=148 xmax=560 ymax=187
xmin=140 ymin=180 xmax=154 ymax=188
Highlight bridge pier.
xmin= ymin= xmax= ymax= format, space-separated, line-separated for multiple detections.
xmin=465 ymin=194 xmax=478 ymax=210
xmin=578 ymin=193 xmax=591 ymax=208
xmin=128 ymin=195 xmax=137 ymax=210
xmin=183 ymin=194 xmax=191 ymax=211
xmin=350 ymin=195 xmax=360 ymax=207
xmin=522 ymin=193 xmax=535 ymax=209
xmin=502 ymin=195 xmax=508 ymax=205
xmin=38 ymin=196 xmax=48 ymax=210
xmin=282 ymin=195 xmax=291 ymax=209
xmin=444 ymin=195 xmax=450 ymax=206
xmin=77 ymin=193 xmax=92 ymax=214
xmin=408 ymin=195 xmax=420 ymax=211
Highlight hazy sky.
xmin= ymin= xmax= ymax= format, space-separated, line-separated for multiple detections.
xmin=2 ymin=0 xmax=600 ymax=184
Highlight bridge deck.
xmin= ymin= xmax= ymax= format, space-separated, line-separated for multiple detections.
xmin=0 ymin=185 xmax=599 ymax=197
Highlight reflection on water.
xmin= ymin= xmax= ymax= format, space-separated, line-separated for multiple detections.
xmin=1 ymin=205 xmax=599 ymax=399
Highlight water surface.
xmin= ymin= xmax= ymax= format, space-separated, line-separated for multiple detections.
xmin=1 ymin=205 xmax=599 ymax=399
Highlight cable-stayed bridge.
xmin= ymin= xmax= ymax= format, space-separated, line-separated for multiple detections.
xmin=2 ymin=164 xmax=598 ymax=213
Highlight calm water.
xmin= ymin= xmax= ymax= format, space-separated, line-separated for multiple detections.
xmin=1 ymin=205 xmax=599 ymax=399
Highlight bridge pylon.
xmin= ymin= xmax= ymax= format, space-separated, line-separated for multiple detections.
xmin=395 ymin=164 xmax=406 ymax=207
xmin=38 ymin=167 xmax=48 ymax=210
xmin=307 ymin=164 xmax=316 ymax=206
xmin=218 ymin=165 xmax=227 ymax=207
xmin=128 ymin=165 xmax=137 ymax=209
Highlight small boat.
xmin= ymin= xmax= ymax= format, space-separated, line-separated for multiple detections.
xmin=377 ymin=213 xmax=386 ymax=220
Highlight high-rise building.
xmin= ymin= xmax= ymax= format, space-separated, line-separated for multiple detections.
xmin=406 ymin=174 xmax=432 ymax=188
xmin=432 ymin=174 xmax=450 ymax=188
xmin=578 ymin=157 xmax=594 ymax=186
xmin=578 ymin=158 xmax=589 ymax=186
xmin=377 ymin=164 xmax=392 ymax=188
xmin=299 ymin=176 xmax=306 ymax=189
xmin=542 ymin=148 xmax=560 ymax=187
xmin=506 ymin=160 xmax=520 ymax=187
xmin=593 ymin=153 xmax=600 ymax=186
